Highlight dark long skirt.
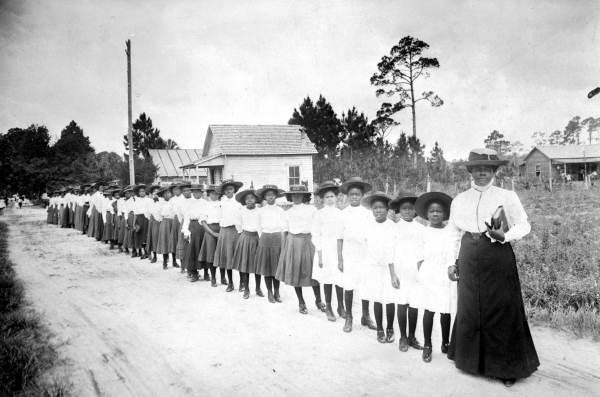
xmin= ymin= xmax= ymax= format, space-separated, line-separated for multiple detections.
xmin=60 ymin=206 xmax=68 ymax=227
xmin=52 ymin=207 xmax=59 ymax=224
xmin=232 ymin=231 xmax=259 ymax=273
xmin=123 ymin=212 xmax=134 ymax=249
xmin=68 ymin=206 xmax=75 ymax=226
xmin=102 ymin=212 xmax=114 ymax=241
xmin=169 ymin=216 xmax=180 ymax=255
xmin=146 ymin=217 xmax=160 ymax=252
xmin=275 ymin=233 xmax=316 ymax=287
xmin=200 ymin=223 xmax=220 ymax=267
xmin=183 ymin=220 xmax=205 ymax=273
xmin=87 ymin=207 xmax=96 ymax=237
xmin=82 ymin=204 xmax=89 ymax=233
xmin=74 ymin=206 xmax=80 ymax=230
xmin=132 ymin=215 xmax=148 ymax=249
xmin=94 ymin=209 xmax=104 ymax=241
xmin=112 ymin=214 xmax=120 ymax=241
xmin=255 ymin=232 xmax=282 ymax=277
xmin=447 ymin=234 xmax=540 ymax=380
xmin=46 ymin=206 xmax=53 ymax=223
xmin=117 ymin=215 xmax=127 ymax=244
xmin=157 ymin=218 xmax=172 ymax=254
xmin=213 ymin=226 xmax=239 ymax=270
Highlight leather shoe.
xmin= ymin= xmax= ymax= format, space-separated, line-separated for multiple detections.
xmin=325 ymin=304 xmax=336 ymax=322
xmin=377 ymin=330 xmax=386 ymax=343
xmin=337 ymin=305 xmax=346 ymax=319
xmin=315 ymin=300 xmax=326 ymax=312
xmin=268 ymin=291 xmax=276 ymax=303
xmin=243 ymin=289 xmax=250 ymax=299
xmin=408 ymin=336 xmax=423 ymax=350
xmin=190 ymin=275 xmax=200 ymax=282
xmin=150 ymin=256 xmax=157 ymax=263
xmin=361 ymin=316 xmax=377 ymax=330
xmin=226 ymin=283 xmax=234 ymax=292
xmin=385 ymin=328 xmax=395 ymax=343
xmin=274 ymin=292 xmax=282 ymax=303
xmin=422 ymin=345 xmax=432 ymax=363
xmin=398 ymin=336 xmax=409 ymax=352
xmin=343 ymin=316 xmax=353 ymax=333
xmin=299 ymin=303 xmax=308 ymax=314
xmin=441 ymin=342 xmax=449 ymax=354
xmin=239 ymin=284 xmax=244 ymax=292
xmin=220 ymin=277 xmax=227 ymax=285
xmin=211 ymin=278 xmax=217 ymax=287
xmin=256 ymin=289 xmax=265 ymax=297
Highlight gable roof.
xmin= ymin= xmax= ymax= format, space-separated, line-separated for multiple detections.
xmin=202 ymin=124 xmax=318 ymax=156
xmin=147 ymin=149 xmax=205 ymax=177
xmin=524 ymin=144 xmax=600 ymax=162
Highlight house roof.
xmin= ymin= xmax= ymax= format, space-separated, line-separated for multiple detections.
xmin=203 ymin=124 xmax=318 ymax=156
xmin=147 ymin=149 xmax=206 ymax=177
xmin=526 ymin=144 xmax=600 ymax=161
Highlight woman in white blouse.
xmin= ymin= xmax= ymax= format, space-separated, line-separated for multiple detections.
xmin=311 ymin=181 xmax=344 ymax=322
xmin=199 ymin=185 xmax=222 ymax=286
xmin=446 ymin=148 xmax=539 ymax=387
xmin=255 ymin=185 xmax=285 ymax=303
xmin=232 ymin=189 xmax=262 ymax=299
xmin=275 ymin=185 xmax=325 ymax=315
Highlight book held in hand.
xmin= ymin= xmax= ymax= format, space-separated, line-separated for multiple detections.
xmin=490 ymin=205 xmax=509 ymax=232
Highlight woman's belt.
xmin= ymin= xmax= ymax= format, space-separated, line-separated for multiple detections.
xmin=464 ymin=231 xmax=487 ymax=240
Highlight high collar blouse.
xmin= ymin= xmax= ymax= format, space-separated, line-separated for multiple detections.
xmin=204 ymin=199 xmax=222 ymax=224
xmin=311 ymin=205 xmax=343 ymax=250
xmin=283 ymin=203 xmax=316 ymax=235
xmin=447 ymin=185 xmax=531 ymax=255
xmin=258 ymin=204 xmax=285 ymax=233
xmin=340 ymin=204 xmax=372 ymax=243
xmin=240 ymin=206 xmax=260 ymax=233
xmin=365 ymin=218 xmax=396 ymax=267
xmin=219 ymin=196 xmax=242 ymax=230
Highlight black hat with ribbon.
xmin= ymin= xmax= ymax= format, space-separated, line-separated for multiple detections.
xmin=463 ymin=148 xmax=508 ymax=170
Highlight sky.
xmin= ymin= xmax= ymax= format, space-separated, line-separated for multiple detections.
xmin=1 ymin=0 xmax=599 ymax=160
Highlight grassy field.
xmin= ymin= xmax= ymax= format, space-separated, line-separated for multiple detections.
xmin=0 ymin=222 xmax=71 ymax=396
xmin=513 ymin=185 xmax=600 ymax=339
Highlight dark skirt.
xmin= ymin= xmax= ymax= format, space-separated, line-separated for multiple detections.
xmin=60 ymin=206 xmax=69 ymax=227
xmin=132 ymin=215 xmax=148 ymax=249
xmin=102 ymin=212 xmax=114 ymax=241
xmin=169 ymin=216 xmax=180 ymax=255
xmin=232 ymin=231 xmax=259 ymax=273
xmin=117 ymin=215 xmax=127 ymax=244
xmin=157 ymin=218 xmax=172 ymax=254
xmin=200 ymin=223 xmax=220 ymax=266
xmin=87 ymin=207 xmax=96 ymax=237
xmin=183 ymin=220 xmax=205 ymax=271
xmin=74 ymin=206 xmax=80 ymax=230
xmin=213 ymin=226 xmax=240 ymax=270
xmin=123 ymin=212 xmax=134 ymax=249
xmin=68 ymin=206 xmax=75 ymax=226
xmin=94 ymin=209 xmax=104 ymax=241
xmin=146 ymin=217 xmax=160 ymax=252
xmin=52 ymin=207 xmax=59 ymax=224
xmin=112 ymin=214 xmax=120 ymax=241
xmin=82 ymin=204 xmax=89 ymax=232
xmin=46 ymin=207 xmax=53 ymax=223
xmin=275 ymin=233 xmax=316 ymax=287
xmin=255 ymin=232 xmax=282 ymax=277
xmin=447 ymin=234 xmax=540 ymax=380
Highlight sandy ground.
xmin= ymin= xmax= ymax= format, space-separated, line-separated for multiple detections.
xmin=4 ymin=207 xmax=600 ymax=397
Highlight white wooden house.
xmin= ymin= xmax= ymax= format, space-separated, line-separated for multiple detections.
xmin=180 ymin=125 xmax=317 ymax=190
xmin=147 ymin=149 xmax=208 ymax=184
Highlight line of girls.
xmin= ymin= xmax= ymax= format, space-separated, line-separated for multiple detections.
xmin=46 ymin=177 xmax=457 ymax=363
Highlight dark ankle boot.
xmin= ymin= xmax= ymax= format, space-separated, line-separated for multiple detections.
xmin=267 ymin=290 xmax=275 ymax=303
xmin=408 ymin=336 xmax=423 ymax=350
xmin=361 ymin=315 xmax=377 ymax=330
xmin=274 ymin=290 xmax=282 ymax=303
xmin=315 ymin=300 xmax=326 ymax=312
xmin=256 ymin=288 xmax=264 ymax=297
xmin=325 ymin=304 xmax=336 ymax=322
xmin=337 ymin=304 xmax=346 ymax=319
xmin=190 ymin=274 xmax=200 ymax=282
xmin=226 ymin=282 xmax=234 ymax=292
xmin=131 ymin=250 xmax=138 ymax=258
xmin=150 ymin=254 xmax=157 ymax=263
xmin=343 ymin=315 xmax=353 ymax=332
xmin=211 ymin=277 xmax=217 ymax=287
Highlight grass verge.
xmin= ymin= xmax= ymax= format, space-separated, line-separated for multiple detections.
xmin=0 ymin=221 xmax=71 ymax=396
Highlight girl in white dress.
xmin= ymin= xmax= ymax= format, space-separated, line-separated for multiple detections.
xmin=413 ymin=192 xmax=456 ymax=363
xmin=390 ymin=192 xmax=424 ymax=352
xmin=360 ymin=192 xmax=401 ymax=344
xmin=311 ymin=181 xmax=344 ymax=322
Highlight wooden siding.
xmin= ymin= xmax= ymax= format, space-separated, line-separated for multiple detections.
xmin=522 ymin=149 xmax=558 ymax=180
xmin=221 ymin=155 xmax=314 ymax=190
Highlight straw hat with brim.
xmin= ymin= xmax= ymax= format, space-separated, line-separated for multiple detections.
xmin=157 ymin=187 xmax=171 ymax=196
xmin=339 ymin=177 xmax=373 ymax=195
xmin=235 ymin=189 xmax=259 ymax=204
xmin=415 ymin=192 xmax=453 ymax=221
xmin=190 ymin=184 xmax=204 ymax=191
xmin=284 ymin=185 xmax=312 ymax=201
xmin=362 ymin=191 xmax=393 ymax=208
xmin=390 ymin=191 xmax=418 ymax=212
xmin=462 ymin=148 xmax=509 ymax=170
xmin=122 ymin=185 xmax=134 ymax=193
xmin=256 ymin=184 xmax=285 ymax=200
xmin=148 ymin=184 xmax=161 ymax=193
xmin=220 ymin=180 xmax=243 ymax=193
xmin=133 ymin=184 xmax=147 ymax=194
xmin=315 ymin=180 xmax=340 ymax=197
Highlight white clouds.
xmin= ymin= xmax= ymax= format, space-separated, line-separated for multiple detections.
xmin=1 ymin=0 xmax=599 ymax=160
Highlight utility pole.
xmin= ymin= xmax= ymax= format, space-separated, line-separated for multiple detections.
xmin=125 ymin=39 xmax=135 ymax=185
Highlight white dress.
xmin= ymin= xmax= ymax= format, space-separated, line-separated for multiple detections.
xmin=311 ymin=205 xmax=343 ymax=285
xmin=395 ymin=219 xmax=425 ymax=305
xmin=359 ymin=218 xmax=398 ymax=304
xmin=340 ymin=204 xmax=372 ymax=290
xmin=414 ymin=226 xmax=457 ymax=314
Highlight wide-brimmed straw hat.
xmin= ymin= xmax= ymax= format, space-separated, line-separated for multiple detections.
xmin=339 ymin=177 xmax=372 ymax=195
xmin=132 ymin=184 xmax=147 ymax=194
xmin=190 ymin=184 xmax=204 ymax=192
xmin=462 ymin=148 xmax=508 ymax=169
xmin=389 ymin=191 xmax=418 ymax=212
xmin=122 ymin=185 xmax=134 ymax=193
xmin=284 ymin=185 xmax=312 ymax=201
xmin=147 ymin=184 xmax=161 ymax=193
xmin=157 ymin=186 xmax=171 ymax=196
xmin=220 ymin=179 xmax=243 ymax=193
xmin=256 ymin=184 xmax=285 ymax=200
xmin=415 ymin=192 xmax=453 ymax=221
xmin=235 ymin=189 xmax=258 ymax=204
xmin=362 ymin=191 xmax=393 ymax=208
xmin=315 ymin=180 xmax=339 ymax=197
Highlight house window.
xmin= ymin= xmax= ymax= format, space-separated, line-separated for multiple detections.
xmin=289 ymin=166 xmax=300 ymax=187
xmin=535 ymin=164 xmax=541 ymax=178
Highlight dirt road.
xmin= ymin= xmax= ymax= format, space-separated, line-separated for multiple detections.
xmin=5 ymin=208 xmax=600 ymax=396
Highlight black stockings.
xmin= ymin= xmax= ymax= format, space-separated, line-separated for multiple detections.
xmin=397 ymin=304 xmax=418 ymax=338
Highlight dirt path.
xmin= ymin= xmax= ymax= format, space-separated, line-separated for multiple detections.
xmin=5 ymin=208 xmax=600 ymax=396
